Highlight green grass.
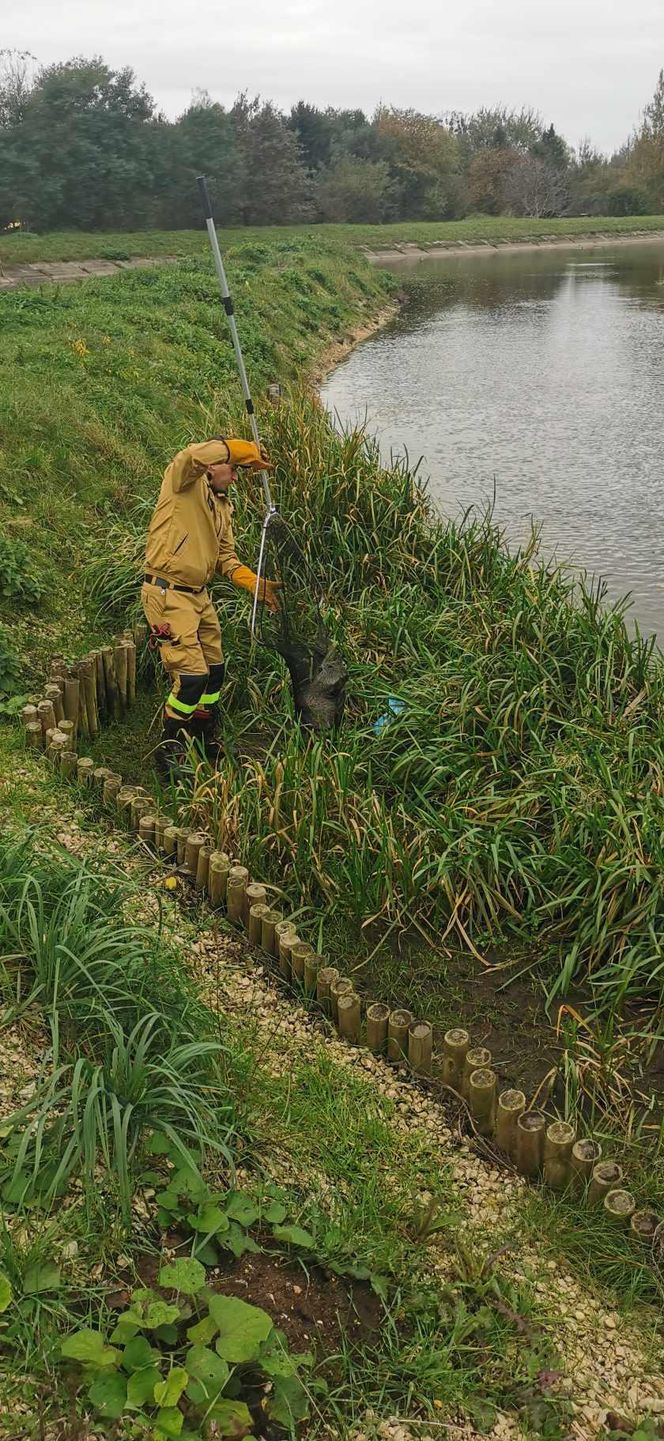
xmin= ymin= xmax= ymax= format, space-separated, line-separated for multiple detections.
xmin=3 ymin=213 xmax=664 ymax=266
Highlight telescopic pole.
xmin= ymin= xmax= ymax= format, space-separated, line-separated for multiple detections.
xmin=197 ymin=175 xmax=274 ymax=515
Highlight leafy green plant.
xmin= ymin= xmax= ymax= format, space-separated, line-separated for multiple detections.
xmin=0 ymin=534 xmax=44 ymax=605
xmin=60 ymin=1267 xmax=314 ymax=1436
xmin=0 ymin=621 xmax=21 ymax=699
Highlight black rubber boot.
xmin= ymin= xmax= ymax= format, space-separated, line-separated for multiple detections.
xmin=198 ymin=706 xmax=224 ymax=766
xmin=155 ymin=713 xmax=190 ymax=779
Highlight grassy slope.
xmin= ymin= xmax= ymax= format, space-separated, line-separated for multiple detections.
xmin=2 ymin=213 xmax=664 ymax=266
xmin=0 ymin=237 xmax=390 ymax=676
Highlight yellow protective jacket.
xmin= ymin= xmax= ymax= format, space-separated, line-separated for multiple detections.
xmin=144 ymin=441 xmax=241 ymax=590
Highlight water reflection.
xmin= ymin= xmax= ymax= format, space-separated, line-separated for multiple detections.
xmin=322 ymin=244 xmax=664 ymax=635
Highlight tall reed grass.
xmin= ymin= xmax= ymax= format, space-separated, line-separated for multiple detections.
xmin=86 ymin=391 xmax=664 ymax=1022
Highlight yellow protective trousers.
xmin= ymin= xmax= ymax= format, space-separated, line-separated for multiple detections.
xmin=141 ymin=581 xmax=224 ymax=717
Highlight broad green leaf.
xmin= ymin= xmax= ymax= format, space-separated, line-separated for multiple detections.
xmin=154 ymin=1367 xmax=189 ymax=1408
xmin=23 ymin=1263 xmax=61 ymax=1295
xmin=190 ymin=1203 xmax=230 ymax=1235
xmin=155 ymin=1322 xmax=180 ymax=1344
xmin=209 ymin=1295 xmax=273 ymax=1363
xmin=207 ymin=1399 xmax=253 ymax=1437
xmin=171 ymin=1167 xmax=207 ymax=1201
xmin=88 ymin=1369 xmax=128 ymax=1419
xmin=61 ymin=1329 xmax=121 ymax=1368
xmin=147 ymin=1132 xmax=173 ymax=1155
xmin=125 ymin=1289 xmax=180 ymax=1330
xmin=126 ymin=1365 xmax=162 ymax=1408
xmin=185 ymin=1344 xmax=229 ymax=1403
xmin=186 ymin=1314 xmax=218 ymax=1345
xmin=0 ymin=1273 xmax=12 ymax=1313
xmin=159 ymin=1258 xmax=206 ymax=1295
xmin=271 ymin=1224 xmax=315 ymax=1249
xmin=267 ymin=1373 xmax=310 ymax=1426
xmin=111 ymin=1317 xmax=139 ymax=1344
xmin=225 ymin=1193 xmax=259 ymax=1228
xmin=192 ymin=1238 xmax=219 ymax=1266
xmin=263 ymin=1201 xmax=287 ymax=1224
xmin=155 ymin=1406 xmax=184 ymax=1438
xmin=223 ymin=1223 xmax=260 ymax=1259
xmin=122 ymin=1337 xmax=159 ymax=1373
xmin=156 ymin=1189 xmax=180 ymax=1212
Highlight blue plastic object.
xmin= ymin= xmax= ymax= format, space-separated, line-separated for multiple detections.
xmin=373 ymin=697 xmax=406 ymax=735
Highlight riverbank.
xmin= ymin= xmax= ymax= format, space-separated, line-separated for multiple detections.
xmin=2 ymin=226 xmax=663 ymax=1436
xmin=365 ymin=229 xmax=664 ymax=263
xmin=3 ymin=212 xmax=664 ymax=268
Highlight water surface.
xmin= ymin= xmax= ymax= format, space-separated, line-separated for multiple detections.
xmin=322 ymin=244 xmax=664 ymax=636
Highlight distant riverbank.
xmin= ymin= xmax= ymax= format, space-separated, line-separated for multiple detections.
xmin=365 ymin=228 xmax=664 ymax=264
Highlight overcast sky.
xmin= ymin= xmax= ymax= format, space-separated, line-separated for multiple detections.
xmin=5 ymin=0 xmax=663 ymax=153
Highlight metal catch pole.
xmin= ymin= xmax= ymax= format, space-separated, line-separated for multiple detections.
xmin=197 ymin=174 xmax=274 ymax=516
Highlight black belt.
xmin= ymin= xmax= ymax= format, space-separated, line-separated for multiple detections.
xmin=144 ymin=574 xmax=207 ymax=595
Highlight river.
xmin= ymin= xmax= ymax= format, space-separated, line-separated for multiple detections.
xmin=321 ymin=242 xmax=664 ymax=638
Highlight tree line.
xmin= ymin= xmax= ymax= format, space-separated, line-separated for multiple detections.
xmin=1 ymin=50 xmax=663 ymax=232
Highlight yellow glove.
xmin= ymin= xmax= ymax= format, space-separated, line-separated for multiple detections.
xmin=231 ymin=565 xmax=281 ymax=614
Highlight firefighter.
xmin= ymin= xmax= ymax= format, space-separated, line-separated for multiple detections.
xmin=142 ymin=436 xmax=279 ymax=773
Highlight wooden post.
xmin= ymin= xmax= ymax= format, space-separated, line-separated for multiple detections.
xmin=630 ymin=1210 xmax=659 ymax=1243
xmin=63 ymin=676 xmax=80 ymax=729
xmin=245 ymin=882 xmax=268 ymax=920
xmin=589 ymin=1161 xmax=623 ymax=1204
xmin=366 ymin=1002 xmax=390 ymax=1055
xmin=603 ymin=1190 xmax=635 ymax=1228
xmin=468 ymin=1068 xmax=497 ymax=1135
xmin=93 ymin=766 xmax=113 ymax=792
xmin=570 ymin=1138 xmax=602 ymax=1190
xmin=102 ymin=648 xmax=120 ymax=721
xmin=79 ymin=658 xmax=99 ymax=738
xmin=116 ymin=786 xmax=137 ymax=826
xmin=48 ymin=730 xmax=68 ymax=767
xmin=441 ymin=1028 xmax=470 ymax=1090
xmin=174 ymin=827 xmax=189 ymax=867
xmin=462 ymin=1046 xmax=491 ymax=1100
xmin=387 ymin=1008 xmax=413 ymax=1063
xmin=37 ymin=699 xmax=57 ymax=736
xmin=515 ymin=1110 xmax=546 ymax=1178
xmin=163 ymin=824 xmax=178 ymax=861
xmin=125 ymin=641 xmax=137 ymax=706
xmin=133 ymin=621 xmax=148 ymax=648
xmin=94 ymin=650 xmax=107 ymax=720
xmin=316 ymin=965 xmax=339 ymax=1015
xmin=278 ymin=929 xmax=299 ymax=980
xmin=196 ymin=844 xmax=212 ymax=892
xmin=130 ymin=795 xmax=151 ymax=832
xmin=290 ymin=941 xmax=314 ymax=985
xmin=103 ymin=774 xmax=123 ymax=807
xmin=60 ymin=751 xmax=78 ymax=780
xmin=208 ymin=851 xmax=231 ymax=907
xmin=21 ymin=703 xmax=38 ymax=729
xmin=227 ymin=867 xmax=249 ymax=924
xmin=44 ymin=684 xmax=64 ymax=725
xmin=248 ymin=903 xmax=270 ymax=946
xmin=76 ymin=757 xmax=95 ymax=787
xmin=184 ymin=832 xmax=207 ymax=878
xmin=114 ymin=641 xmax=128 ymax=710
xmin=26 ymin=722 xmax=43 ymax=750
xmin=408 ymin=1021 xmax=433 ymax=1076
xmin=138 ymin=814 xmax=156 ymax=848
xmin=303 ymin=950 xmax=321 ymax=994
xmin=261 ymin=908 xmax=281 ymax=957
xmin=329 ymin=975 xmax=352 ymax=1025
xmin=337 ymin=991 xmax=361 ymax=1043
xmin=543 ymin=1121 xmax=575 ymax=1191
xmin=59 ymin=719 xmax=76 ymax=750
xmin=275 ymin=919 xmax=296 ymax=957
xmin=495 ymin=1089 xmax=526 ymax=1158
